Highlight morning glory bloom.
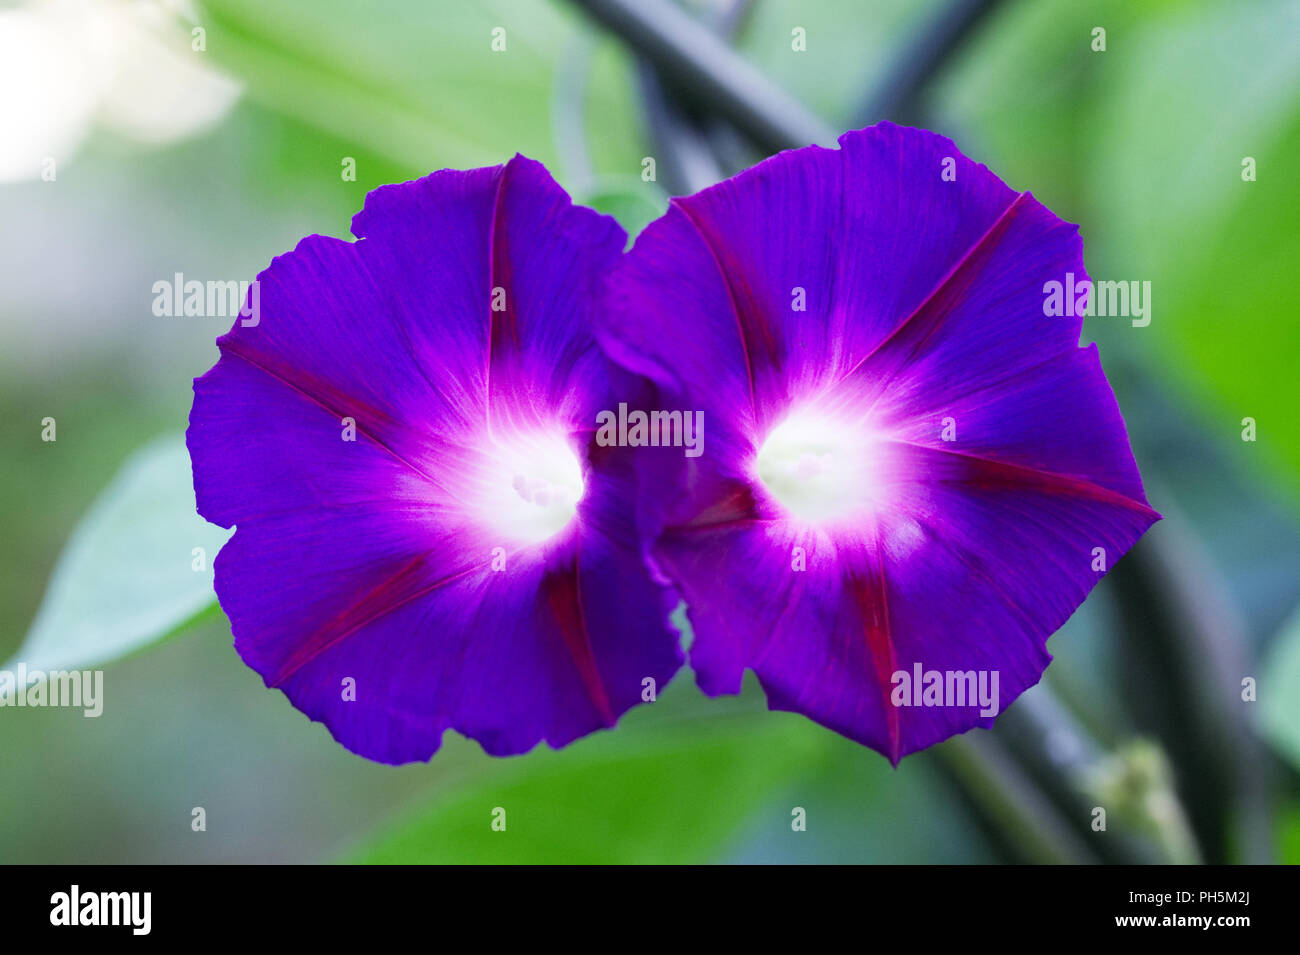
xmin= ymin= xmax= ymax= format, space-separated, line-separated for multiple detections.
xmin=188 ymin=156 xmax=682 ymax=764
xmin=599 ymin=123 xmax=1160 ymax=763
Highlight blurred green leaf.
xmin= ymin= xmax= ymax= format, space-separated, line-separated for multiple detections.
xmin=740 ymin=0 xmax=914 ymax=124
xmin=342 ymin=713 xmax=833 ymax=864
xmin=197 ymin=0 xmax=644 ymax=183
xmin=1260 ymin=604 xmax=1300 ymax=773
xmin=1279 ymin=801 xmax=1300 ymax=864
xmin=578 ymin=175 xmax=667 ymax=243
xmin=728 ymin=742 xmax=996 ymax=862
xmin=6 ymin=436 xmax=228 ymax=673
xmin=936 ymin=0 xmax=1300 ymax=515
xmin=1086 ymin=0 xmax=1300 ymax=504
xmin=933 ymin=0 xmax=1166 ymax=216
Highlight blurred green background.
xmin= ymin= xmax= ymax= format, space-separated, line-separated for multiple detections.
xmin=1 ymin=0 xmax=1298 ymax=863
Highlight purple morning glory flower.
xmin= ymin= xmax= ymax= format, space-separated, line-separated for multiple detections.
xmin=599 ymin=124 xmax=1160 ymax=764
xmin=187 ymin=156 xmax=682 ymax=764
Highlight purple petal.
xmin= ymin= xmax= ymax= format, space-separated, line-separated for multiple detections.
xmin=603 ymin=123 xmax=1158 ymax=762
xmin=188 ymin=156 xmax=682 ymax=764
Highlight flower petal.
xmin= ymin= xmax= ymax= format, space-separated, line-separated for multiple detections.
xmin=189 ymin=156 xmax=681 ymax=763
xmin=603 ymin=123 xmax=1158 ymax=762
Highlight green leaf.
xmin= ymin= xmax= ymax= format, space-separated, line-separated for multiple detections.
xmin=577 ymin=175 xmax=667 ymax=244
xmin=1278 ymin=801 xmax=1300 ymax=864
xmin=1260 ymin=604 xmax=1300 ymax=773
xmin=197 ymin=0 xmax=645 ymax=183
xmin=1085 ymin=0 xmax=1300 ymax=504
xmin=7 ymin=436 xmax=230 ymax=673
xmin=342 ymin=712 xmax=834 ymax=864
xmin=740 ymin=0 xmax=913 ymax=124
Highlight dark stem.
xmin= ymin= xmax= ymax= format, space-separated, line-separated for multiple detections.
xmin=568 ymin=0 xmax=837 ymax=152
xmin=553 ymin=34 xmax=597 ymax=195
xmin=857 ymin=0 xmax=1008 ymax=124
xmin=1110 ymin=496 xmax=1274 ymax=863
xmin=635 ymin=62 xmax=724 ymax=196
xmin=632 ymin=0 xmax=754 ymax=195
xmin=935 ymin=733 xmax=1099 ymax=864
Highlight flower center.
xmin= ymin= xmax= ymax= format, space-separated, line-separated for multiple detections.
xmin=480 ymin=429 xmax=585 ymax=545
xmin=754 ymin=407 xmax=886 ymax=523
